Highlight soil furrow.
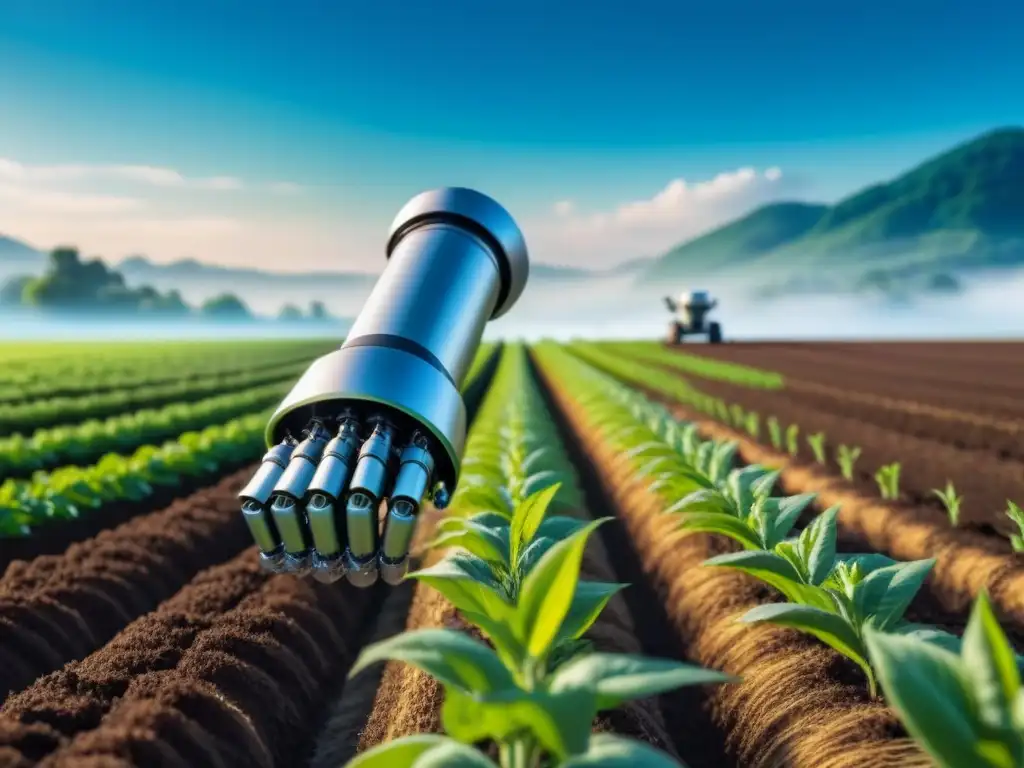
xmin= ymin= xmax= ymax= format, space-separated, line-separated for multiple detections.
xmin=0 ymin=463 xmax=257 ymax=574
xmin=652 ymin=368 xmax=1024 ymax=535
xmin=0 ymin=549 xmax=373 ymax=768
xmin=0 ymin=468 xmax=254 ymax=700
xmin=537 ymin=358 xmax=931 ymax=768
xmin=666 ymin=409 xmax=1024 ymax=643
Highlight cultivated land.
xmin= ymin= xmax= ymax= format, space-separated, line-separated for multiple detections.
xmin=0 ymin=338 xmax=1022 ymax=768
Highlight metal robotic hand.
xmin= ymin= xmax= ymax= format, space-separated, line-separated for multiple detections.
xmin=237 ymin=188 xmax=529 ymax=588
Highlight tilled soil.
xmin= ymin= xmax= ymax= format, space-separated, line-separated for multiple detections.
xmin=536 ymin=355 xmax=931 ymax=768
xmin=649 ymin=343 xmax=1024 ymax=536
xmin=0 ymin=468 xmax=255 ymax=700
xmin=0 ymin=549 xmax=373 ymax=767
xmin=0 ymin=463 xmax=257 ymax=574
xmin=668 ymin=406 xmax=1024 ymax=646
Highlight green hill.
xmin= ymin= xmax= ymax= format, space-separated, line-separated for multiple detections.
xmin=642 ymin=127 xmax=1024 ymax=293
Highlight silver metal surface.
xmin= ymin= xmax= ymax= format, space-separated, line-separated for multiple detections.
xmin=381 ymin=499 xmax=417 ymax=562
xmin=242 ymin=499 xmax=280 ymax=553
xmin=386 ymin=187 xmax=529 ymax=318
xmin=239 ymin=442 xmax=295 ymax=505
xmin=307 ymin=493 xmax=342 ymax=556
xmin=311 ymin=552 xmax=348 ymax=583
xmin=269 ymin=495 xmax=309 ymax=555
xmin=244 ymin=187 xmax=531 ymax=588
xmin=345 ymin=491 xmax=379 ymax=559
xmin=265 ymin=345 xmax=465 ymax=491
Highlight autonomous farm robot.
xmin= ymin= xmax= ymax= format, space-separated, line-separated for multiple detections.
xmin=237 ymin=187 xmax=529 ymax=588
xmin=664 ymin=289 xmax=723 ymax=344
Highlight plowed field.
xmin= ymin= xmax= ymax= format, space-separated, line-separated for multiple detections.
xmin=2 ymin=338 xmax=1021 ymax=768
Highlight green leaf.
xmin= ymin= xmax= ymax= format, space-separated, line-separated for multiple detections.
xmin=704 ymin=550 xmax=833 ymax=610
xmin=348 ymin=629 xmax=515 ymax=694
xmin=864 ymin=627 xmax=985 ymax=768
xmin=407 ymin=558 xmax=512 ymax=619
xmin=557 ymin=581 xmax=628 ymax=642
xmin=741 ymin=603 xmax=870 ymax=678
xmin=510 ymin=483 xmax=562 ymax=569
xmin=536 ymin=515 xmax=587 ymax=540
xmin=666 ymin=488 xmax=730 ymax=517
xmin=963 ymin=592 xmax=1022 ymax=734
xmin=429 ymin=522 xmax=510 ymax=567
xmin=515 ymin=518 xmax=610 ymax=660
xmin=345 ymin=734 xmax=498 ymax=767
xmin=560 ymin=733 xmax=689 ymax=767
xmin=442 ymin=684 xmax=595 ymax=761
xmin=677 ymin=511 xmax=762 ymax=550
xmin=857 ymin=559 xmax=936 ymax=630
xmin=549 ymin=652 xmax=735 ymax=711
xmin=765 ymin=493 xmax=817 ymax=550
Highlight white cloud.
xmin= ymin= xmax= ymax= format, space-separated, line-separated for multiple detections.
xmin=552 ymin=200 xmax=574 ymax=217
xmin=0 ymin=182 xmax=143 ymax=214
xmin=527 ymin=166 xmax=796 ymax=269
xmin=0 ymin=158 xmax=245 ymax=191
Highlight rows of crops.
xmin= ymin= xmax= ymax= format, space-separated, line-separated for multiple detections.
xmin=1 ymin=338 xmax=1021 ymax=768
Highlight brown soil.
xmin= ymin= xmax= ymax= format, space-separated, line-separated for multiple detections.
xmin=0 ymin=548 xmax=373 ymax=767
xmin=668 ymin=412 xmax=1024 ymax=646
xmin=0 ymin=468 xmax=254 ymax=701
xmin=536 ymin=356 xmax=931 ymax=768
xmin=648 ymin=344 xmax=1024 ymax=536
xmin=0 ymin=459 xmax=261 ymax=576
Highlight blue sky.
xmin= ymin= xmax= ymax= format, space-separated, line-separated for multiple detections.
xmin=1 ymin=0 xmax=1022 ymax=272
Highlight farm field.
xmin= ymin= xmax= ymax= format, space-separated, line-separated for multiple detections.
xmin=1 ymin=337 xmax=1023 ymax=768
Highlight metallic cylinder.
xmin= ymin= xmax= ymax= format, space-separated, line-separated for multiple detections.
xmin=239 ymin=442 xmax=295 ymax=505
xmin=346 ymin=423 xmax=394 ymax=559
xmin=379 ymin=499 xmax=416 ymax=586
xmin=305 ymin=423 xmax=362 ymax=558
xmin=263 ymin=188 xmax=530 ymax=495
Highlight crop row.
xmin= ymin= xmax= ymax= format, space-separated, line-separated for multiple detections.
xmin=0 ymin=359 xmax=307 ymax=436
xmin=0 ymin=411 xmax=269 ymax=540
xmin=349 ymin=344 xmax=729 ymax=767
xmin=590 ymin=341 xmax=784 ymax=389
xmin=0 ymin=341 xmax=332 ymax=405
xmin=0 ymin=338 xmax=336 ymax=386
xmin=0 ymin=379 xmax=289 ymax=478
xmin=535 ymin=342 xmax=1024 ymax=767
xmin=569 ymin=342 xmax=1024 ymax=551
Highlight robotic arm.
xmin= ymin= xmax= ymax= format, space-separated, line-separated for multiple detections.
xmin=663 ymin=296 xmax=677 ymax=312
xmin=237 ymin=188 xmax=529 ymax=588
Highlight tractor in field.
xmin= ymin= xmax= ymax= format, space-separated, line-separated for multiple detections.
xmin=664 ymin=289 xmax=723 ymax=344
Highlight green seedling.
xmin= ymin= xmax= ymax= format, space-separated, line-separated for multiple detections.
xmin=729 ymin=404 xmax=745 ymax=429
xmin=875 ymin=462 xmax=902 ymax=500
xmin=865 ymin=592 xmax=1024 ymax=768
xmin=766 ymin=416 xmax=782 ymax=451
xmin=806 ymin=432 xmax=827 ymax=465
xmin=1006 ymin=501 xmax=1024 ymax=553
xmin=785 ymin=424 xmax=800 ymax=457
xmin=932 ymin=481 xmax=963 ymax=527
xmin=835 ymin=444 xmax=862 ymax=482
xmin=744 ymin=412 xmax=760 ymax=440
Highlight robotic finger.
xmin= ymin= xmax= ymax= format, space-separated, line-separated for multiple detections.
xmin=238 ymin=187 xmax=529 ymax=587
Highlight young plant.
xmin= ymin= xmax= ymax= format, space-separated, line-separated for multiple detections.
xmin=348 ymin=488 xmax=734 ymax=767
xmin=766 ymin=416 xmax=782 ymax=451
xmin=1006 ymin=501 xmax=1024 ymax=553
xmin=806 ymin=432 xmax=827 ymax=464
xmin=932 ymin=481 xmax=964 ymax=527
xmin=865 ymin=591 xmax=1024 ymax=768
xmin=729 ymin=404 xmax=745 ymax=429
xmin=835 ymin=444 xmax=862 ymax=482
xmin=744 ymin=411 xmax=760 ymax=440
xmin=875 ymin=462 xmax=902 ymax=500
xmin=785 ymin=424 xmax=800 ymax=457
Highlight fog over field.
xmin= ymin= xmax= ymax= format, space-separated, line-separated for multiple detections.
xmin=4 ymin=266 xmax=1023 ymax=342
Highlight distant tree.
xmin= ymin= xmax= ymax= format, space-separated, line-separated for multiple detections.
xmin=926 ymin=272 xmax=962 ymax=293
xmin=308 ymin=300 xmax=330 ymax=321
xmin=201 ymin=293 xmax=252 ymax=319
xmin=279 ymin=304 xmax=304 ymax=321
xmin=0 ymin=275 xmax=32 ymax=306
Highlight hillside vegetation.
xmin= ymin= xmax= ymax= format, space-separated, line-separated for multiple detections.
xmin=643 ymin=127 xmax=1024 ymax=295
